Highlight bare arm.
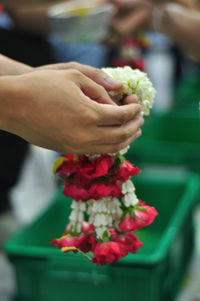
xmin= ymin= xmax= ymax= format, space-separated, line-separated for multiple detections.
xmin=0 ymin=54 xmax=33 ymax=76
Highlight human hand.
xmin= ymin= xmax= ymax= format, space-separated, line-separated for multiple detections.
xmin=0 ymin=69 xmax=143 ymax=154
xmin=109 ymin=0 xmax=153 ymax=37
xmin=37 ymin=61 xmax=123 ymax=97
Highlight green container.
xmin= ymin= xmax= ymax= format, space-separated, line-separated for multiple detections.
xmin=127 ymin=110 xmax=200 ymax=171
xmin=4 ymin=171 xmax=200 ymax=301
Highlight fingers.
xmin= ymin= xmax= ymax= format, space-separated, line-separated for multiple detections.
xmin=112 ymin=8 xmax=151 ymax=36
xmin=123 ymin=94 xmax=138 ymax=105
xmin=95 ymin=114 xmax=144 ymax=144
xmin=95 ymin=102 xmax=142 ymax=126
xmin=81 ymin=125 xmax=143 ymax=155
xmin=64 ymin=62 xmax=122 ymax=91
xmin=79 ymin=73 xmax=117 ymax=105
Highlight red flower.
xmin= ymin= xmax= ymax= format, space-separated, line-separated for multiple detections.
xmin=51 ymin=234 xmax=82 ymax=253
xmin=82 ymin=221 xmax=95 ymax=233
xmin=63 ymin=182 xmax=89 ymax=202
xmin=92 ymin=242 xmax=123 ymax=265
xmin=65 ymin=221 xmax=94 ymax=234
xmin=56 ymin=154 xmax=79 ymax=176
xmin=79 ymin=154 xmax=113 ymax=179
xmin=89 ymin=181 xmax=122 ymax=200
xmin=118 ymin=214 xmax=136 ymax=232
xmin=115 ymin=161 xmax=140 ymax=182
xmin=133 ymin=200 xmax=158 ymax=231
xmin=112 ymin=232 xmax=143 ymax=254
xmin=118 ymin=201 xmax=158 ymax=232
xmin=79 ymin=233 xmax=97 ymax=253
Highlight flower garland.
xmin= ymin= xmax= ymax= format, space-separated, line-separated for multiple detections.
xmin=51 ymin=66 xmax=157 ymax=265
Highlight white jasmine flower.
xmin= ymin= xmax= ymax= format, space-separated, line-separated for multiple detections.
xmin=122 ymin=179 xmax=135 ymax=194
xmin=122 ymin=192 xmax=138 ymax=207
xmin=69 ymin=200 xmax=86 ymax=233
xmin=102 ymin=66 xmax=156 ymax=116
xmin=96 ymin=226 xmax=108 ymax=240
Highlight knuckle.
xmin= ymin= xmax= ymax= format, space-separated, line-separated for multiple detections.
xmin=120 ymin=128 xmax=132 ymax=142
xmin=68 ymin=61 xmax=80 ymax=70
xmin=118 ymin=110 xmax=129 ymax=124
xmin=82 ymin=109 xmax=99 ymax=125
xmin=69 ymin=69 xmax=83 ymax=78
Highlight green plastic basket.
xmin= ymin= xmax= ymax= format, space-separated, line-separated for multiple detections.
xmin=126 ymin=110 xmax=200 ymax=171
xmin=4 ymin=170 xmax=200 ymax=301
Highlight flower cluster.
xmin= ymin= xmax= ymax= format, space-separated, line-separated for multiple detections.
xmin=51 ymin=66 xmax=157 ymax=265
xmin=102 ymin=66 xmax=156 ymax=116
xmin=51 ymin=152 xmax=158 ymax=265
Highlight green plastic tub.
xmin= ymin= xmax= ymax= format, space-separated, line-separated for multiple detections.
xmin=126 ymin=110 xmax=200 ymax=171
xmin=4 ymin=171 xmax=200 ymax=301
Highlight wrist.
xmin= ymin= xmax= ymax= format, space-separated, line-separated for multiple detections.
xmin=0 ymin=76 xmax=26 ymax=133
xmin=0 ymin=54 xmax=33 ymax=76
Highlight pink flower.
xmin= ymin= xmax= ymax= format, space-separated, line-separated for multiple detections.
xmin=65 ymin=221 xmax=94 ymax=234
xmin=51 ymin=230 xmax=97 ymax=254
xmin=118 ymin=214 xmax=136 ymax=232
xmin=114 ymin=161 xmax=140 ymax=182
xmin=92 ymin=242 xmax=123 ymax=265
xmin=82 ymin=221 xmax=95 ymax=233
xmin=118 ymin=200 xmax=158 ymax=232
xmin=112 ymin=232 xmax=143 ymax=254
xmin=51 ymin=234 xmax=82 ymax=253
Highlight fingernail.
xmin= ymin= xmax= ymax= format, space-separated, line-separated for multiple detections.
xmin=105 ymin=76 xmax=122 ymax=87
xmin=135 ymin=129 xmax=142 ymax=138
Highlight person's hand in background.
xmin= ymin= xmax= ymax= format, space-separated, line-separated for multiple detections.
xmin=109 ymin=0 xmax=153 ymax=38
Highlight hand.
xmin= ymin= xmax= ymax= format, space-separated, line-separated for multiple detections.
xmin=110 ymin=0 xmax=153 ymax=37
xmin=37 ymin=61 xmax=122 ymax=97
xmin=0 ymin=69 xmax=143 ymax=154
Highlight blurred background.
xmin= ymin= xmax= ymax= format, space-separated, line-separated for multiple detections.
xmin=0 ymin=0 xmax=200 ymax=300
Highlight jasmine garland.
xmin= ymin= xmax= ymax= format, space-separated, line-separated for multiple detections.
xmin=51 ymin=67 xmax=158 ymax=265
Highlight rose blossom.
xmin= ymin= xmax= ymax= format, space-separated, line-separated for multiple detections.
xmin=63 ymin=182 xmax=89 ymax=202
xmin=89 ymin=181 xmax=122 ymax=200
xmin=92 ymin=242 xmax=123 ymax=265
xmin=112 ymin=231 xmax=143 ymax=253
xmin=114 ymin=161 xmax=140 ymax=182
xmin=79 ymin=154 xmax=113 ymax=179
xmin=56 ymin=154 xmax=79 ymax=176
xmin=118 ymin=200 xmax=158 ymax=232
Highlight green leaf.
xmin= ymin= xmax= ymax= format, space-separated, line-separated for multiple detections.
xmin=134 ymin=205 xmax=147 ymax=212
xmin=102 ymin=230 xmax=110 ymax=243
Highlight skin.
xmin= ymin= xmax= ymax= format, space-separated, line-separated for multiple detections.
xmin=109 ymin=0 xmax=153 ymax=37
xmin=109 ymin=0 xmax=200 ymax=61
xmin=0 ymin=56 xmax=144 ymax=154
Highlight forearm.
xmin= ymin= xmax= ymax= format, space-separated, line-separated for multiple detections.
xmin=0 ymin=76 xmax=21 ymax=132
xmin=0 ymin=54 xmax=33 ymax=76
